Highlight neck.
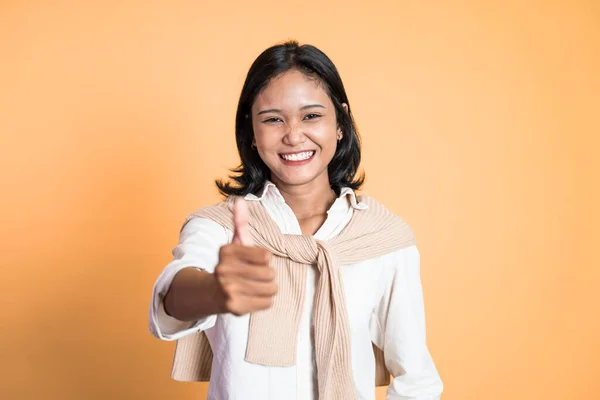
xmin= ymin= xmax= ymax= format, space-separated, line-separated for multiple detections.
xmin=271 ymin=175 xmax=336 ymax=220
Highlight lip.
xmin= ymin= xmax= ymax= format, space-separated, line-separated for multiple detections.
xmin=278 ymin=150 xmax=316 ymax=166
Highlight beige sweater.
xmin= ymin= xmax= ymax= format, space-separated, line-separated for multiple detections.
xmin=170 ymin=195 xmax=416 ymax=400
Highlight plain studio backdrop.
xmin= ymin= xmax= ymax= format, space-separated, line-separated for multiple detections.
xmin=1 ymin=1 xmax=598 ymax=399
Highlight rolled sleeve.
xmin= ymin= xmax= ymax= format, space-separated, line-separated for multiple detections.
xmin=373 ymin=245 xmax=443 ymax=399
xmin=148 ymin=217 xmax=231 ymax=341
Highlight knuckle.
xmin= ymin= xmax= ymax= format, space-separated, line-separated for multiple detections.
xmin=215 ymin=264 xmax=229 ymax=278
xmin=226 ymin=300 xmax=242 ymax=316
xmin=217 ymin=261 xmax=240 ymax=278
xmin=214 ymin=268 xmax=224 ymax=281
xmin=261 ymin=250 xmax=272 ymax=264
xmin=217 ymin=279 xmax=232 ymax=295
xmin=219 ymin=245 xmax=231 ymax=259
xmin=224 ymin=282 xmax=239 ymax=295
xmin=230 ymin=308 xmax=244 ymax=317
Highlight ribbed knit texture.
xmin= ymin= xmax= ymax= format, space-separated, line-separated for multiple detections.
xmin=170 ymin=195 xmax=415 ymax=399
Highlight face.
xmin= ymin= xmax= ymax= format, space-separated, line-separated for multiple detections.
xmin=251 ymin=69 xmax=344 ymax=191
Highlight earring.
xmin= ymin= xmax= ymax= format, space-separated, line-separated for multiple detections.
xmin=251 ymin=141 xmax=257 ymax=149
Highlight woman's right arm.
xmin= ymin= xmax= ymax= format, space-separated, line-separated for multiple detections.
xmin=148 ymin=217 xmax=229 ymax=341
xmin=148 ymin=210 xmax=276 ymax=341
xmin=163 ymin=268 xmax=223 ymax=321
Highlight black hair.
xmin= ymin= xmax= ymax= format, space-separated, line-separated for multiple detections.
xmin=216 ymin=40 xmax=364 ymax=197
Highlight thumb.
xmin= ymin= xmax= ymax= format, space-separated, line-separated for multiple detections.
xmin=232 ymin=197 xmax=252 ymax=246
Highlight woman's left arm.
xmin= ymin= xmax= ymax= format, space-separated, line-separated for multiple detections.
xmin=373 ymin=245 xmax=444 ymax=400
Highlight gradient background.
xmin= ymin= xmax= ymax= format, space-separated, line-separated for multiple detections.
xmin=1 ymin=1 xmax=599 ymax=399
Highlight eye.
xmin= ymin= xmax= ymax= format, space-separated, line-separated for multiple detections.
xmin=304 ymin=113 xmax=321 ymax=120
xmin=262 ymin=117 xmax=282 ymax=123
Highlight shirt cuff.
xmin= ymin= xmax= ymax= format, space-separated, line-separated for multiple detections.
xmin=156 ymin=298 xmax=196 ymax=335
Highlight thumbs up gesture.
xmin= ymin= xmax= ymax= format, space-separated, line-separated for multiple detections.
xmin=213 ymin=198 xmax=277 ymax=316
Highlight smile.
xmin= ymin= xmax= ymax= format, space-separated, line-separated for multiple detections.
xmin=279 ymin=151 xmax=315 ymax=162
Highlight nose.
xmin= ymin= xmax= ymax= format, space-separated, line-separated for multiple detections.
xmin=282 ymin=121 xmax=306 ymax=146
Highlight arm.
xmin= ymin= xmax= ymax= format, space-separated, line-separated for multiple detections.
xmin=148 ymin=217 xmax=229 ymax=341
xmin=372 ymin=245 xmax=443 ymax=399
xmin=164 ymin=267 xmax=225 ymax=321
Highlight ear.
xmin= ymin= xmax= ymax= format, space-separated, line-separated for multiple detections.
xmin=337 ymin=103 xmax=349 ymax=140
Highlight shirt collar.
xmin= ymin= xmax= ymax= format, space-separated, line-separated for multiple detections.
xmin=244 ymin=180 xmax=368 ymax=210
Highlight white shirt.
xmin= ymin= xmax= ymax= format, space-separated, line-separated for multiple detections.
xmin=149 ymin=182 xmax=443 ymax=400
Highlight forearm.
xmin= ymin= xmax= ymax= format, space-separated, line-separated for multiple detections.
xmin=163 ymin=268 xmax=223 ymax=321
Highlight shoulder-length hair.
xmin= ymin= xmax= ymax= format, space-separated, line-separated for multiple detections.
xmin=216 ymin=40 xmax=364 ymax=197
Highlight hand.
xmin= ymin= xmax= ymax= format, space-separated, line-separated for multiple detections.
xmin=214 ymin=198 xmax=277 ymax=316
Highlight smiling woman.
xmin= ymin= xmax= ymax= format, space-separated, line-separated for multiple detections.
xmin=148 ymin=40 xmax=443 ymax=400
xmin=252 ymin=70 xmax=343 ymax=196
xmin=216 ymin=41 xmax=364 ymax=200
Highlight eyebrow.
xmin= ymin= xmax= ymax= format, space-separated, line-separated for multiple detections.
xmin=257 ymin=104 xmax=326 ymax=115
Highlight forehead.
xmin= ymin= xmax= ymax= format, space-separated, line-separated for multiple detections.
xmin=252 ymin=69 xmax=332 ymax=110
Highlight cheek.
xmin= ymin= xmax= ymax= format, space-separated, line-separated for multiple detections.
xmin=254 ymin=128 xmax=284 ymax=159
xmin=251 ymin=120 xmax=261 ymax=141
xmin=312 ymin=124 xmax=339 ymax=152
xmin=252 ymin=124 xmax=272 ymax=147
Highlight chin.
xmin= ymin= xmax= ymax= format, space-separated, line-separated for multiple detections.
xmin=271 ymin=170 xmax=326 ymax=187
xmin=274 ymin=176 xmax=313 ymax=186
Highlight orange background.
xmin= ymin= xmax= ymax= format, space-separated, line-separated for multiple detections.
xmin=1 ymin=1 xmax=599 ymax=399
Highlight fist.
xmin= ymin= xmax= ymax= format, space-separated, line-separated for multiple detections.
xmin=214 ymin=198 xmax=277 ymax=316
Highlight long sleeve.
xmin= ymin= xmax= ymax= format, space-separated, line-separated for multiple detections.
xmin=148 ymin=217 xmax=231 ymax=341
xmin=372 ymin=245 xmax=443 ymax=399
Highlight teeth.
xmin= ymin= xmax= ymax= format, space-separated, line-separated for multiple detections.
xmin=281 ymin=151 xmax=314 ymax=161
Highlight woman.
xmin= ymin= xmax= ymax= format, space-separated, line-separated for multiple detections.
xmin=149 ymin=40 xmax=443 ymax=400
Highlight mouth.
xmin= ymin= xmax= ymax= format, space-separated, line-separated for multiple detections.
xmin=279 ymin=150 xmax=316 ymax=165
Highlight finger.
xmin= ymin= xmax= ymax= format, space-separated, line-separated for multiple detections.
xmin=230 ymin=246 xmax=271 ymax=266
xmin=232 ymin=197 xmax=252 ymax=246
xmin=240 ymin=281 xmax=279 ymax=298
xmin=240 ymin=295 xmax=275 ymax=311
xmin=228 ymin=263 xmax=275 ymax=282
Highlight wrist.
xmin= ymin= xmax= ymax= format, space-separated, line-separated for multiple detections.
xmin=204 ymin=271 xmax=226 ymax=315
